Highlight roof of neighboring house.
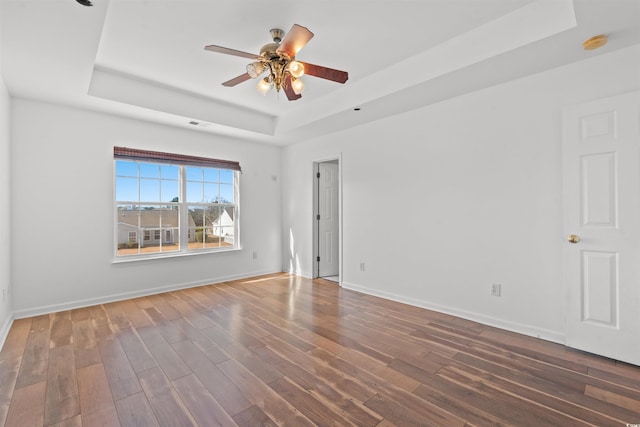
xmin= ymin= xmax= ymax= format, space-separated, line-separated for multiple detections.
xmin=117 ymin=209 xmax=196 ymax=228
xmin=212 ymin=207 xmax=235 ymax=224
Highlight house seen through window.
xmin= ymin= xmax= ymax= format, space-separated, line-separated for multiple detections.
xmin=114 ymin=147 xmax=240 ymax=259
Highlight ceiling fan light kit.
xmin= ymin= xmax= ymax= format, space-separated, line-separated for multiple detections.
xmin=204 ymin=24 xmax=348 ymax=101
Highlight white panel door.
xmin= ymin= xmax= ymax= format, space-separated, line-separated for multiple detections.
xmin=318 ymin=161 xmax=339 ymax=277
xmin=562 ymin=91 xmax=640 ymax=365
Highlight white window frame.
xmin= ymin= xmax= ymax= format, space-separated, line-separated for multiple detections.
xmin=114 ymin=158 xmax=240 ymax=261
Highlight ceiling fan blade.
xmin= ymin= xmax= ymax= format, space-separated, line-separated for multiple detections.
xmin=222 ymin=73 xmax=252 ymax=87
xmin=276 ymin=24 xmax=314 ymax=58
xmin=283 ymin=75 xmax=302 ymax=101
xmin=204 ymin=45 xmax=261 ymax=60
xmin=299 ymin=62 xmax=348 ymax=84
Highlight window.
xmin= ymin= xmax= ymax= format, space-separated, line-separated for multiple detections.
xmin=114 ymin=147 xmax=241 ymax=259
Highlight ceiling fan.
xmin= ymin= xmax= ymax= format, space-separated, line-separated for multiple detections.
xmin=204 ymin=24 xmax=348 ymax=101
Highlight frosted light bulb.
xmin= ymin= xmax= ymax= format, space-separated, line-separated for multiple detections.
xmin=288 ymin=61 xmax=305 ymax=78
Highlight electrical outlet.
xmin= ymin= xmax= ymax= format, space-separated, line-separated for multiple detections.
xmin=252 ymin=251 xmax=258 ymax=260
xmin=491 ymin=283 xmax=502 ymax=297
xmin=360 ymin=262 xmax=365 ymax=272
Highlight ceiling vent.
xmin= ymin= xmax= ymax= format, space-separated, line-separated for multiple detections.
xmin=188 ymin=120 xmax=212 ymax=128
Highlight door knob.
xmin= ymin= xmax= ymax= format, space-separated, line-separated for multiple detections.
xmin=567 ymin=234 xmax=580 ymax=244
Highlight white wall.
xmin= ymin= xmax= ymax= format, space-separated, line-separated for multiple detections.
xmin=282 ymin=45 xmax=640 ymax=342
xmin=10 ymin=101 xmax=282 ymax=316
xmin=0 ymin=8 xmax=13 ymax=343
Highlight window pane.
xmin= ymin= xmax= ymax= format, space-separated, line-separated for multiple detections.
xmin=134 ymin=206 xmax=180 ymax=254
xmin=186 ymin=167 xmax=202 ymax=181
xmin=213 ymin=207 xmax=235 ymax=247
xmin=116 ymin=160 xmax=138 ymax=178
xmin=186 ymin=182 xmax=203 ymax=203
xmin=140 ymin=163 xmax=160 ymax=179
xmin=220 ymin=169 xmax=233 ymax=184
xmin=204 ymin=183 xmax=218 ymax=203
xmin=161 ymin=180 xmax=179 ymax=202
xmin=219 ymin=184 xmax=234 ymax=203
xmin=219 ymin=227 xmax=234 ymax=246
xmin=117 ymin=205 xmax=140 ymax=256
xmin=204 ymin=205 xmax=220 ymax=226
xmin=160 ymin=165 xmax=178 ymax=180
xmin=116 ymin=177 xmax=138 ymax=202
xmin=140 ymin=179 xmax=160 ymax=202
xmin=204 ymin=168 xmax=219 ymax=183
xmin=159 ymin=207 xmax=180 ymax=253
xmin=188 ymin=206 xmax=205 ymax=250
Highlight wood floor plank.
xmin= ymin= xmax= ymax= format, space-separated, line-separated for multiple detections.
xmin=115 ymin=392 xmax=159 ymax=427
xmin=268 ymin=375 xmax=362 ymax=427
xmin=136 ymin=326 xmax=191 ymax=380
xmin=98 ymin=337 xmax=142 ymax=401
xmin=254 ymin=345 xmax=381 ymax=425
xmin=118 ymin=328 xmax=157 ymax=373
xmin=77 ymin=364 xmax=116 ymax=418
xmin=217 ymin=358 xmax=316 ymax=426
xmin=82 ymin=404 xmax=122 ymax=427
xmin=102 ymin=302 xmax=131 ymax=331
xmin=4 ymin=378 xmax=46 ymax=427
xmin=146 ymin=294 xmax=182 ymax=321
xmin=49 ymin=311 xmax=73 ymax=349
xmin=116 ymin=299 xmax=154 ymax=329
xmin=1 ymin=273 xmax=639 ymax=426
xmin=232 ymin=405 xmax=277 ymax=427
xmin=437 ymin=365 xmax=589 ymax=426
xmin=0 ymin=318 xmax=32 ymax=360
xmin=49 ymin=414 xmax=83 ymax=427
xmin=448 ymin=350 xmax=639 ymax=424
xmin=587 ymin=365 xmax=640 ymax=391
xmin=365 ymin=392 xmax=462 ymax=427
xmin=30 ymin=314 xmax=51 ymax=331
xmin=137 ymin=366 xmax=198 ymax=426
xmin=182 ymin=355 xmax=252 ymax=417
xmin=14 ymin=328 xmax=49 ymax=389
xmin=44 ymin=344 xmax=80 ymax=426
xmin=585 ymin=384 xmax=640 ymax=413
xmin=0 ymin=355 xmax=21 ymax=426
xmin=72 ymin=319 xmax=101 ymax=369
xmin=173 ymin=373 xmax=238 ymax=426
xmin=87 ymin=304 xmax=110 ymax=326
xmin=300 ymin=330 xmax=422 ymax=392
xmin=70 ymin=307 xmax=91 ymax=323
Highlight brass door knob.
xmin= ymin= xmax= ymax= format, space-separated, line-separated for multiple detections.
xmin=567 ymin=234 xmax=580 ymax=244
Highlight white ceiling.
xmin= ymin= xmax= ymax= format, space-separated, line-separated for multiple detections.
xmin=2 ymin=0 xmax=639 ymax=145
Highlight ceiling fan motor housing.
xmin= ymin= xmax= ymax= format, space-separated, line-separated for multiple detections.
xmin=259 ymin=30 xmax=294 ymax=93
xmin=269 ymin=28 xmax=285 ymax=44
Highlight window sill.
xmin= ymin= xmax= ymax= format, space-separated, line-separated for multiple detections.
xmin=112 ymin=246 xmax=243 ymax=264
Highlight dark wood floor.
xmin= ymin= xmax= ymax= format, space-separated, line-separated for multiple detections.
xmin=0 ymin=274 xmax=639 ymax=426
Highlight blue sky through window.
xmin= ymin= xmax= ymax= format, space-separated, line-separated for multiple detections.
xmin=116 ymin=160 xmax=234 ymax=203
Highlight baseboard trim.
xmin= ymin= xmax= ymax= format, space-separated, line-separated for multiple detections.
xmin=341 ymin=281 xmax=565 ymax=345
xmin=12 ymin=269 xmax=282 ymax=319
xmin=0 ymin=313 xmax=14 ymax=351
xmin=285 ymin=267 xmax=313 ymax=280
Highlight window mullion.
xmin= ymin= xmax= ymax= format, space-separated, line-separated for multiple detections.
xmin=179 ymin=165 xmax=187 ymax=253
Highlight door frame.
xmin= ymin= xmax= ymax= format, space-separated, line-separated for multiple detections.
xmin=312 ymin=155 xmax=342 ymax=283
